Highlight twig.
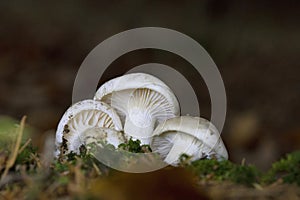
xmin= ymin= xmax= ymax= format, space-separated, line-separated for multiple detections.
xmin=31 ymin=153 xmax=42 ymax=169
xmin=18 ymin=138 xmax=32 ymax=154
xmin=241 ymin=158 xmax=246 ymax=166
xmin=92 ymin=162 xmax=102 ymax=176
xmin=1 ymin=116 xmax=26 ymax=181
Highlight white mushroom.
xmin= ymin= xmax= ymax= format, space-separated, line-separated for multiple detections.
xmin=94 ymin=73 xmax=180 ymax=144
xmin=150 ymin=116 xmax=228 ymax=166
xmin=55 ymin=99 xmax=124 ymax=155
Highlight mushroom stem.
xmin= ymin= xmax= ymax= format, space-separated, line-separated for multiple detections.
xmin=164 ymin=133 xmax=200 ymax=165
xmin=124 ymin=112 xmax=155 ymax=144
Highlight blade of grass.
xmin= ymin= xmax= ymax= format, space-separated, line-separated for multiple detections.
xmin=1 ymin=116 xmax=26 ymax=181
xmin=18 ymin=138 xmax=32 ymax=154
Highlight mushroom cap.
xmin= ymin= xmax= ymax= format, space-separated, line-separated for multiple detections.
xmin=151 ymin=116 xmax=228 ymax=165
xmin=95 ymin=73 xmax=178 ymax=104
xmin=55 ymin=99 xmax=123 ymax=155
xmin=94 ymin=73 xmax=180 ymax=117
xmin=94 ymin=73 xmax=180 ymax=143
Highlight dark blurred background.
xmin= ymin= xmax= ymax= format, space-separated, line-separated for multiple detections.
xmin=0 ymin=0 xmax=299 ymax=170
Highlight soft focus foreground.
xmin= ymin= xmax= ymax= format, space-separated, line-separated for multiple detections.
xmin=0 ymin=118 xmax=300 ymax=199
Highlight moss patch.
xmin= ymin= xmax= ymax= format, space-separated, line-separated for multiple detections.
xmin=0 ymin=117 xmax=300 ymax=199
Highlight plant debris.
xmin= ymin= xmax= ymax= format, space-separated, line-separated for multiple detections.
xmin=0 ymin=117 xmax=299 ymax=199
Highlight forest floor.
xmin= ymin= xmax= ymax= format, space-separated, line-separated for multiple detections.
xmin=0 ymin=117 xmax=299 ymax=200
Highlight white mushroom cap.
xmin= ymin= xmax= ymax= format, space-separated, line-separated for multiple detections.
xmin=55 ymin=99 xmax=123 ymax=155
xmin=94 ymin=73 xmax=180 ymax=144
xmin=151 ymin=116 xmax=228 ymax=166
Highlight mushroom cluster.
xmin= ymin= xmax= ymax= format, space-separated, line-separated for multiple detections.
xmin=55 ymin=73 xmax=228 ymax=166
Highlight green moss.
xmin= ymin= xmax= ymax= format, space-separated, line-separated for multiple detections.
xmin=53 ymin=161 xmax=70 ymax=173
xmin=118 ymin=138 xmax=152 ymax=153
xmin=15 ymin=144 xmax=38 ymax=165
xmin=60 ymin=138 xmax=299 ymax=187
xmin=229 ymin=164 xmax=260 ymax=186
xmin=189 ymin=158 xmax=260 ymax=186
xmin=262 ymin=151 xmax=300 ymax=185
xmin=3 ymin=116 xmax=299 ymax=194
xmin=188 ymin=151 xmax=300 ymax=187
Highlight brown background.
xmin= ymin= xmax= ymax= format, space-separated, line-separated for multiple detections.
xmin=0 ymin=0 xmax=299 ymax=170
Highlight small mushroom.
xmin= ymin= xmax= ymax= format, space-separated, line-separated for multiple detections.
xmin=55 ymin=99 xmax=124 ymax=155
xmin=150 ymin=116 xmax=228 ymax=166
xmin=94 ymin=73 xmax=180 ymax=144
